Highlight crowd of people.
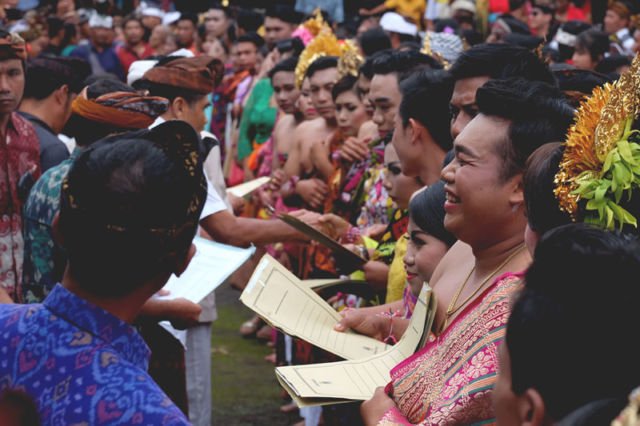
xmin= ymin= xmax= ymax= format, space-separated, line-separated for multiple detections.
xmin=2 ymin=0 xmax=640 ymax=425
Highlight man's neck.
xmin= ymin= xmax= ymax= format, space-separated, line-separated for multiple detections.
xmin=61 ymin=269 xmax=163 ymax=324
xmin=128 ymin=40 xmax=145 ymax=51
xmin=20 ymin=100 xmax=55 ymax=132
xmin=161 ymin=111 xmax=177 ymax=122
xmin=419 ymin=144 xmax=446 ymax=186
xmin=0 ymin=112 xmax=11 ymax=140
xmin=472 ymin=230 xmax=527 ymax=277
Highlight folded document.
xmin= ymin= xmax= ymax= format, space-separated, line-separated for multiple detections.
xmin=276 ymin=284 xmax=436 ymax=406
xmin=240 ymin=255 xmax=389 ymax=360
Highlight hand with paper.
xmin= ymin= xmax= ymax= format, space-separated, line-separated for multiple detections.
xmin=277 ymin=213 xmax=367 ymax=274
xmin=274 ymin=283 xmax=436 ymax=406
xmin=240 ymin=255 xmax=389 ymax=360
xmin=333 ymin=307 xmax=390 ymax=341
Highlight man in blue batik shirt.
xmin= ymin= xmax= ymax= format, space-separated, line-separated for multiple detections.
xmin=0 ymin=121 xmax=206 ymax=425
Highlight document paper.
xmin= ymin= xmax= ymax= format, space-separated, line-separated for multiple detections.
xmin=240 ymin=255 xmax=390 ymax=360
xmin=275 ymin=284 xmax=436 ymax=406
xmin=158 ymin=238 xmax=255 ymax=346
xmin=160 ymin=237 xmax=256 ymax=303
xmin=226 ymin=176 xmax=271 ymax=198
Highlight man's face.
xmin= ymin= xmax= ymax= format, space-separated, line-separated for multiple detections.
xmin=264 ymin=17 xmax=294 ymax=47
xmin=124 ymin=20 xmax=144 ymax=45
xmin=357 ymin=74 xmax=373 ymax=116
xmin=449 ymin=76 xmax=488 ymax=139
xmin=176 ymin=20 xmax=195 ymax=47
xmin=141 ymin=15 xmax=162 ymax=30
xmin=528 ymin=8 xmax=552 ymax=31
xmin=91 ymin=27 xmax=114 ymax=48
xmin=369 ymin=73 xmax=401 ymax=139
xmin=272 ymin=70 xmax=299 ymax=114
xmin=0 ymin=59 xmax=25 ymax=115
xmin=309 ymin=67 xmax=339 ymax=120
xmin=235 ymin=41 xmax=257 ymax=71
xmin=335 ymin=90 xmax=368 ymax=137
xmin=440 ymin=114 xmax=516 ymax=244
xmin=183 ymin=96 xmax=211 ymax=132
xmin=205 ymin=9 xmax=228 ymax=38
xmin=604 ymin=9 xmax=628 ymax=35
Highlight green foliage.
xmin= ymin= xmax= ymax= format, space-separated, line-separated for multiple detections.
xmin=573 ymin=118 xmax=640 ymax=230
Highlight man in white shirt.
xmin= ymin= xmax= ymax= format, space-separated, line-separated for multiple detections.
xmin=139 ymin=54 xmax=305 ymax=426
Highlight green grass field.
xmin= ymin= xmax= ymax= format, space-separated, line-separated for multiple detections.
xmin=211 ymin=284 xmax=300 ymax=425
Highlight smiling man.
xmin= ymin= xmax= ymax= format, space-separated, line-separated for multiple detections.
xmin=0 ymin=30 xmax=41 ymax=304
xmin=361 ymin=78 xmax=574 ymax=425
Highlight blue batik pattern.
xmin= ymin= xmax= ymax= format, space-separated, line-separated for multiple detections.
xmin=0 ymin=284 xmax=190 ymax=425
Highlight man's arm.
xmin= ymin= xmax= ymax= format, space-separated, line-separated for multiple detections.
xmin=200 ymin=210 xmax=305 ymax=247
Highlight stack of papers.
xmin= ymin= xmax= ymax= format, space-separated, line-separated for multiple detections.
xmin=276 ymin=285 xmax=436 ymax=406
xmin=240 ymin=255 xmax=389 ymax=360
xmin=240 ymin=254 xmax=437 ymax=406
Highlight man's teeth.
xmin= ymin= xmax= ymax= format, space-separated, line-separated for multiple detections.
xmin=446 ymin=193 xmax=460 ymax=203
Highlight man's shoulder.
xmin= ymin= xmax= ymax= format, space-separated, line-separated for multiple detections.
xmin=69 ymin=44 xmax=90 ymax=57
xmin=298 ymin=117 xmax=327 ymax=133
xmin=10 ymin=112 xmax=37 ymax=133
xmin=430 ymin=241 xmax=473 ymax=284
xmin=23 ymin=162 xmax=69 ymax=219
xmin=0 ymin=303 xmax=45 ymax=341
xmin=0 ymin=302 xmax=38 ymax=322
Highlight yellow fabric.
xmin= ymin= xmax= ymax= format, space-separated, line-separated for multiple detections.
xmin=385 ymin=234 xmax=407 ymax=303
xmin=384 ymin=0 xmax=426 ymax=24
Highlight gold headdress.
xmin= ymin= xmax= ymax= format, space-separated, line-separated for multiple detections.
xmin=294 ymin=8 xmax=363 ymax=87
xmin=294 ymin=27 xmax=342 ymax=88
xmin=554 ymin=54 xmax=640 ymax=229
xmin=337 ymin=39 xmax=364 ymax=80
xmin=300 ymin=8 xmax=326 ymax=38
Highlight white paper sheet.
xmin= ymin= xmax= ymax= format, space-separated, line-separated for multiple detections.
xmin=226 ymin=177 xmax=271 ymax=198
xmin=158 ymin=237 xmax=255 ymax=346
xmin=159 ymin=237 xmax=256 ymax=303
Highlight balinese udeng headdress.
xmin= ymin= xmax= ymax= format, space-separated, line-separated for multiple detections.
xmin=421 ymin=31 xmax=465 ymax=69
xmin=554 ymin=54 xmax=640 ymax=230
xmin=294 ymin=23 xmax=362 ymax=88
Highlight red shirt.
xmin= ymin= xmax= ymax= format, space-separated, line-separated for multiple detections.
xmin=116 ymin=42 xmax=155 ymax=74
xmin=0 ymin=113 xmax=40 ymax=302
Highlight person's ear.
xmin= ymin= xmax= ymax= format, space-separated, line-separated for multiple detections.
xmin=173 ymin=243 xmax=196 ymax=277
xmin=55 ymin=84 xmax=70 ymax=106
xmin=508 ymin=174 xmax=524 ymax=209
xmin=172 ymin=97 xmax=187 ymax=119
xmin=408 ymin=118 xmax=422 ymax=146
xmin=518 ymin=388 xmax=547 ymax=426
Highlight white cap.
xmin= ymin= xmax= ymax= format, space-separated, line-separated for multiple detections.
xmin=167 ymin=48 xmax=195 ymax=58
xmin=162 ymin=11 xmax=181 ymax=26
xmin=127 ymin=59 xmax=159 ymax=86
xmin=451 ymin=0 xmax=477 ymax=14
xmin=141 ymin=7 xmax=164 ymax=19
xmin=89 ymin=14 xmax=113 ymax=29
xmin=380 ymin=12 xmax=418 ymax=37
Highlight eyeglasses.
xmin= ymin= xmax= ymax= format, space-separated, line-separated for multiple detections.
xmin=530 ymin=10 xmax=541 ymax=16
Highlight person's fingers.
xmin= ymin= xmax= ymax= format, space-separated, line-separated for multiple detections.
xmin=314 ymin=180 xmax=329 ymax=193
